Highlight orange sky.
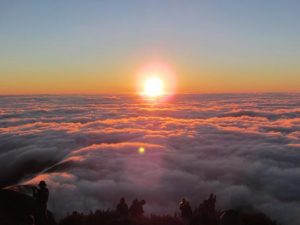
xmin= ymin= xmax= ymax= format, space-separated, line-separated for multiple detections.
xmin=1 ymin=1 xmax=299 ymax=94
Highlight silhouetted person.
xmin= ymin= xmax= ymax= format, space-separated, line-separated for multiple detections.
xmin=129 ymin=199 xmax=146 ymax=217
xmin=208 ymin=193 xmax=216 ymax=211
xmin=136 ymin=199 xmax=146 ymax=216
xmin=197 ymin=194 xmax=218 ymax=225
xmin=199 ymin=199 xmax=211 ymax=224
xmin=179 ymin=198 xmax=192 ymax=222
xmin=32 ymin=180 xmax=49 ymax=225
xmin=129 ymin=199 xmax=139 ymax=217
xmin=116 ymin=197 xmax=129 ymax=216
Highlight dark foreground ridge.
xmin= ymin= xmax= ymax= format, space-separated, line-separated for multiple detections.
xmin=60 ymin=208 xmax=279 ymax=225
xmin=0 ymin=186 xmax=279 ymax=225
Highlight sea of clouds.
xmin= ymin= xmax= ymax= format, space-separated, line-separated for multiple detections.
xmin=0 ymin=94 xmax=299 ymax=224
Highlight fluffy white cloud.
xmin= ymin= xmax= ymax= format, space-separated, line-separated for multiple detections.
xmin=0 ymin=94 xmax=299 ymax=225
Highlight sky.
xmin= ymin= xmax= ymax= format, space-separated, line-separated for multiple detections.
xmin=0 ymin=0 xmax=299 ymax=94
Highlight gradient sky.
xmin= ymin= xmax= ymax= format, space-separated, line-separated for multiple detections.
xmin=0 ymin=0 xmax=299 ymax=94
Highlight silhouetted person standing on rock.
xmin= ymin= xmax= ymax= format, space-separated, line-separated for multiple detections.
xmin=116 ymin=197 xmax=129 ymax=216
xmin=179 ymin=198 xmax=192 ymax=223
xmin=32 ymin=180 xmax=49 ymax=225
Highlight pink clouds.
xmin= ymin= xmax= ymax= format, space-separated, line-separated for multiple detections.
xmin=0 ymin=94 xmax=299 ymax=224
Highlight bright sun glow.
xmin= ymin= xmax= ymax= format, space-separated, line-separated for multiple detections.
xmin=137 ymin=61 xmax=176 ymax=99
xmin=143 ymin=76 xmax=164 ymax=97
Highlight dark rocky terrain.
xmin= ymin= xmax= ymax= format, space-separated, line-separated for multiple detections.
xmin=0 ymin=187 xmax=279 ymax=225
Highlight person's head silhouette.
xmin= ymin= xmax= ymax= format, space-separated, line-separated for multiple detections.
xmin=39 ymin=180 xmax=47 ymax=188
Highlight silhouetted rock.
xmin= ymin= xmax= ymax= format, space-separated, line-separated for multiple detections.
xmin=0 ymin=186 xmax=56 ymax=225
xmin=0 ymin=188 xmax=36 ymax=225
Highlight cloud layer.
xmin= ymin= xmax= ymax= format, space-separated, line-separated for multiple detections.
xmin=0 ymin=94 xmax=299 ymax=224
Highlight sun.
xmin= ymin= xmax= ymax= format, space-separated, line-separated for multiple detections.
xmin=143 ymin=76 xmax=164 ymax=97
xmin=137 ymin=61 xmax=176 ymax=98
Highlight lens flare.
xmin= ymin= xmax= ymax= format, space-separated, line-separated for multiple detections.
xmin=138 ymin=147 xmax=145 ymax=154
